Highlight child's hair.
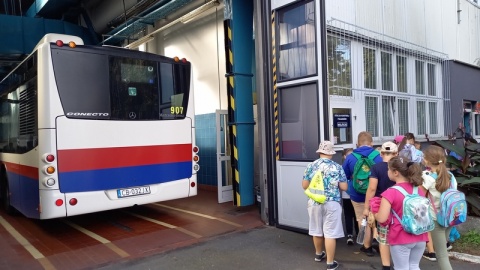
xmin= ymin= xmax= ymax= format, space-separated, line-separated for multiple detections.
xmin=414 ymin=141 xmax=421 ymax=150
xmin=388 ymin=156 xmax=423 ymax=186
xmin=423 ymin=145 xmax=450 ymax=193
xmin=342 ymin=148 xmax=353 ymax=162
xmin=357 ymin=131 xmax=373 ymax=146
xmin=398 ymin=133 xmax=415 ymax=152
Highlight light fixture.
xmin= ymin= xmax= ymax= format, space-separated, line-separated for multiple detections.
xmin=124 ymin=35 xmax=155 ymax=49
xmin=123 ymin=0 xmax=220 ymax=49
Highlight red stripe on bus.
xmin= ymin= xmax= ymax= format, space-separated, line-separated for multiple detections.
xmin=3 ymin=162 xmax=39 ymax=180
xmin=57 ymin=144 xmax=193 ymax=172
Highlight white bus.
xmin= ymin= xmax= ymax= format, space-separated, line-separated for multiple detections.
xmin=0 ymin=34 xmax=199 ymax=219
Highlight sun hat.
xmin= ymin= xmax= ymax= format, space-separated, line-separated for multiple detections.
xmin=381 ymin=141 xmax=398 ymax=153
xmin=315 ymin=141 xmax=336 ymax=155
xmin=393 ymin=135 xmax=405 ymax=144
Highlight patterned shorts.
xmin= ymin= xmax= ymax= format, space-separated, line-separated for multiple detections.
xmin=376 ymin=224 xmax=389 ymax=245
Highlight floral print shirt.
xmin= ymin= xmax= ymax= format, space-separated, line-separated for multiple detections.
xmin=303 ymin=158 xmax=347 ymax=204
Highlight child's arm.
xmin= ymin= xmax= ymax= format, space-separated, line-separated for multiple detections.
xmin=374 ymin=197 xmax=392 ymax=223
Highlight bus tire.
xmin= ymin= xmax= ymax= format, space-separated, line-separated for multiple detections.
xmin=0 ymin=169 xmax=15 ymax=215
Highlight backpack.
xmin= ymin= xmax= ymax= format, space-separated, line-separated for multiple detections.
xmin=304 ymin=169 xmax=327 ymax=203
xmin=391 ymin=186 xmax=435 ymax=235
xmin=424 ymin=172 xmax=467 ymax=227
xmin=399 ymin=144 xmax=414 ymax=160
xmin=351 ymin=151 xmax=379 ymax=194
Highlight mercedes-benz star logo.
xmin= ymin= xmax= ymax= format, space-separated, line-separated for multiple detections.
xmin=129 ymin=112 xmax=137 ymax=119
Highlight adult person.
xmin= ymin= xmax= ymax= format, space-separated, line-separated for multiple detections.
xmin=363 ymin=141 xmax=398 ymax=269
xmin=420 ymin=145 xmax=455 ymax=270
xmin=302 ymin=141 xmax=348 ymax=270
xmin=342 ymin=131 xmax=382 ymax=256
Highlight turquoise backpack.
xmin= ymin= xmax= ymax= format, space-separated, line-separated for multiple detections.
xmin=391 ymin=186 xmax=435 ymax=235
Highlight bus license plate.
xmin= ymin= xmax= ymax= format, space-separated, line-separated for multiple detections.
xmin=117 ymin=186 xmax=151 ymax=198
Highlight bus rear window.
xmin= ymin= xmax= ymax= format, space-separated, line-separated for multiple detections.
xmin=52 ymin=46 xmax=191 ymax=120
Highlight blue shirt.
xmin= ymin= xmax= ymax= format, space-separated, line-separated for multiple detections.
xmin=370 ymin=162 xmax=395 ymax=197
xmin=342 ymin=146 xmax=383 ymax=202
xmin=304 ymin=158 xmax=347 ymax=204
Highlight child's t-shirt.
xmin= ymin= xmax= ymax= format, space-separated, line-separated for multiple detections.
xmin=381 ymin=182 xmax=429 ymax=245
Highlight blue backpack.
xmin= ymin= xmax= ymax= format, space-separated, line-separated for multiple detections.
xmin=391 ymin=186 xmax=435 ymax=235
xmin=424 ymin=172 xmax=467 ymax=227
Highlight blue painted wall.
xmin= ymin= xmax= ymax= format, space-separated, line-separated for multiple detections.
xmin=195 ymin=113 xmax=217 ymax=186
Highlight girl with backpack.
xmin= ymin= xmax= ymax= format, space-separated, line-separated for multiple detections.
xmin=420 ymin=145 xmax=456 ymax=270
xmin=371 ymin=156 xmax=428 ymax=270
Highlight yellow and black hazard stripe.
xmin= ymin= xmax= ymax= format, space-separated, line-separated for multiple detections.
xmin=271 ymin=12 xmax=279 ymax=160
xmin=223 ymin=19 xmax=240 ymax=205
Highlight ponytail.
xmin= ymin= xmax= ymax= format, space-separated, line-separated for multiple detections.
xmin=435 ymin=162 xmax=450 ymax=193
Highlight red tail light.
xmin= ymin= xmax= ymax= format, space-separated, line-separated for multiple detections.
xmin=69 ymin=198 xmax=78 ymax=206
xmin=55 ymin=199 xmax=64 ymax=206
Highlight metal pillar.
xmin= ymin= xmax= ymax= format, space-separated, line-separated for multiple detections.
xmin=224 ymin=0 xmax=254 ymax=206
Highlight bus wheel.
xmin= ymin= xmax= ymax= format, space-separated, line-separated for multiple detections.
xmin=1 ymin=171 xmax=15 ymax=214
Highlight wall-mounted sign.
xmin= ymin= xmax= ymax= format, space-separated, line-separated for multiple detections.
xmin=333 ymin=113 xmax=351 ymax=128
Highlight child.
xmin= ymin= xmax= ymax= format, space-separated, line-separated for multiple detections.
xmin=371 ymin=156 xmax=428 ymax=269
xmin=341 ymin=148 xmax=358 ymax=245
xmin=421 ymin=145 xmax=455 ymax=270
xmin=364 ymin=141 xmax=398 ymax=269
xmin=414 ymin=141 xmax=424 ymax=163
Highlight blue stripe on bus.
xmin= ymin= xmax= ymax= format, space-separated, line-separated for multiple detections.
xmin=6 ymin=171 xmax=40 ymax=219
xmin=58 ymin=161 xmax=193 ymax=193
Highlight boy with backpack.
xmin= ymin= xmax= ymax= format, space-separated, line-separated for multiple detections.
xmin=370 ymin=156 xmax=430 ymax=270
xmin=420 ymin=145 xmax=467 ymax=270
xmin=342 ymin=131 xmax=382 ymax=256
xmin=302 ymin=141 xmax=348 ymax=270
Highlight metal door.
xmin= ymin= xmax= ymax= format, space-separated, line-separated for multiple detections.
xmin=216 ymin=110 xmax=233 ymax=203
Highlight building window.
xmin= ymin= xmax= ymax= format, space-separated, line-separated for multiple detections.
xmin=396 ymin=55 xmax=407 ymax=93
xmin=365 ymin=96 xmax=378 ymax=137
xmin=475 ymin=114 xmax=480 ymax=136
xmin=398 ymin=99 xmax=410 ymax=135
xmin=381 ymin=52 xmax=393 ymax=91
xmin=327 ymin=35 xmax=351 ymax=96
xmin=415 ymin=60 xmax=425 ymax=95
xmin=364 ymin=48 xmax=376 ymax=89
xmin=279 ymin=83 xmax=319 ymax=160
xmin=429 ymin=102 xmax=438 ymax=134
xmin=417 ymin=100 xmax=426 ymax=135
xmin=382 ymin=96 xmax=394 ymax=136
xmin=277 ymin=1 xmax=316 ymax=81
xmin=427 ymin=63 xmax=436 ymax=96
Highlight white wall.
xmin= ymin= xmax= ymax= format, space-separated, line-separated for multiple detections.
xmin=324 ymin=0 xmax=480 ymax=65
xmin=153 ymin=8 xmax=228 ymax=115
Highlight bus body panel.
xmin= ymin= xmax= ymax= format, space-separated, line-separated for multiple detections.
xmin=1 ymin=35 xmax=197 ymax=219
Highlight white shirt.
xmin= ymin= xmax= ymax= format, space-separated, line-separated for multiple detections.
xmin=422 ymin=171 xmax=457 ymax=210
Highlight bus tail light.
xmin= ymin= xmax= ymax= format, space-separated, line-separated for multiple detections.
xmin=174 ymin=56 xmax=180 ymax=62
xmin=44 ymin=154 xmax=55 ymax=163
xmin=55 ymin=199 xmax=64 ymax=206
xmin=193 ymin=164 xmax=200 ymax=171
xmin=68 ymin=41 xmax=76 ymax=48
xmin=45 ymin=166 xmax=55 ymax=174
xmin=190 ymin=182 xmax=196 ymax=188
xmin=43 ymin=178 xmax=56 ymax=187
xmin=193 ymin=155 xmax=199 ymax=162
xmin=193 ymin=146 xmax=199 ymax=153
xmin=56 ymin=40 xmax=64 ymax=47
xmin=181 ymin=58 xmax=187 ymax=63
xmin=69 ymin=198 xmax=78 ymax=206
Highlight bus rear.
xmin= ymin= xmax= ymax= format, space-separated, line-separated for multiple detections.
xmin=1 ymin=34 xmax=199 ymax=219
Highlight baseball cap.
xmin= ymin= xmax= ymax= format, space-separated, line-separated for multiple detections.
xmin=316 ymin=141 xmax=336 ymax=155
xmin=381 ymin=141 xmax=398 ymax=153
xmin=394 ymin=135 xmax=405 ymax=144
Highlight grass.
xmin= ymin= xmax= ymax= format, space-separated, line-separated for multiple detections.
xmin=451 ymin=230 xmax=480 ymax=256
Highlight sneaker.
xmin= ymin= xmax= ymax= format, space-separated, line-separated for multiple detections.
xmin=326 ymin=261 xmax=339 ymax=270
xmin=446 ymin=242 xmax=453 ymax=251
xmin=360 ymin=246 xmax=374 ymax=257
xmin=347 ymin=235 xmax=354 ymax=245
xmin=423 ymin=251 xmax=437 ymax=261
xmin=315 ymin=251 xmax=326 ymax=262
